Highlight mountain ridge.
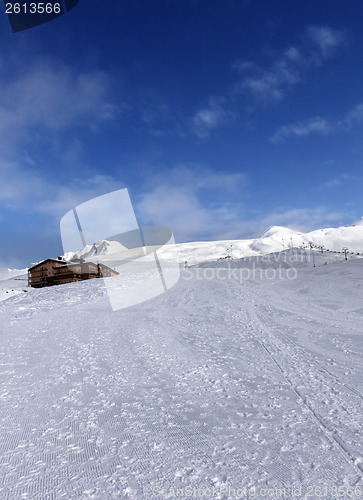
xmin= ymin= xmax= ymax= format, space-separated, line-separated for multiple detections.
xmin=62 ymin=222 xmax=363 ymax=266
xmin=3 ymin=221 xmax=362 ymax=276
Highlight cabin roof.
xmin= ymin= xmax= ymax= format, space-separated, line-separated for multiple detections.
xmin=28 ymin=259 xmax=66 ymax=271
xmin=29 ymin=259 xmax=116 ymax=273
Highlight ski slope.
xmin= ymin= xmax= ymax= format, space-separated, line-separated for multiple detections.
xmin=0 ymin=254 xmax=362 ymax=498
xmin=0 ymin=274 xmax=28 ymax=302
xmin=62 ymin=223 xmax=363 ymax=267
xmin=163 ymin=224 xmax=363 ymax=265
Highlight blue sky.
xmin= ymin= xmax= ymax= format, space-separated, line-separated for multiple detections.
xmin=0 ymin=0 xmax=363 ymax=267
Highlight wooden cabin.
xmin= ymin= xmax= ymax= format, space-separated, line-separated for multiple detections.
xmin=28 ymin=257 xmax=118 ymax=288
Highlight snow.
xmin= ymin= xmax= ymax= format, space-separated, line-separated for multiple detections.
xmin=0 ymin=268 xmax=28 ymax=281
xmin=63 ymin=240 xmax=128 ymax=263
xmin=64 ymin=223 xmax=363 ymax=267
xmin=0 ymin=245 xmax=362 ymax=498
xmin=0 ymin=273 xmax=29 ymax=303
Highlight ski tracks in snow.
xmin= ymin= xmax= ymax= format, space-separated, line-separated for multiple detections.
xmin=0 ymin=265 xmax=362 ymax=498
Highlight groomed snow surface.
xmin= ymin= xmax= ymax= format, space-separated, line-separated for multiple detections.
xmin=0 ymin=250 xmax=362 ymax=499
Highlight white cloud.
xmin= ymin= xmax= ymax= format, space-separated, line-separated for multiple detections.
xmin=306 ymin=26 xmax=345 ymax=59
xmin=148 ymin=165 xmax=247 ymax=193
xmin=235 ymin=60 xmax=300 ymax=102
xmin=135 ymin=166 xmax=247 ymax=241
xmin=189 ymin=25 xmax=345 ymax=136
xmin=192 ymin=97 xmax=235 ymax=137
xmin=2 ymin=158 xmax=354 ymax=245
xmin=285 ymin=47 xmax=301 ymax=62
xmin=134 ymin=166 xmax=355 ymax=242
xmin=270 ymin=117 xmax=331 ymax=143
xmin=234 ymin=25 xmax=345 ymax=102
xmin=0 ymin=158 xmax=249 ymax=241
xmin=270 ymin=101 xmax=363 ymax=143
xmin=322 ymin=173 xmax=351 ymax=189
xmin=0 ymin=57 xmax=125 ymax=216
xmin=342 ymin=103 xmax=363 ymax=129
xmin=137 ymin=174 xmax=356 ymax=241
xmin=0 ymin=155 xmax=123 ymax=217
xmin=0 ymin=60 xmax=119 ymax=153
xmin=37 ymin=175 xmax=126 ymax=216
xmin=0 ymin=159 xmax=48 ymax=206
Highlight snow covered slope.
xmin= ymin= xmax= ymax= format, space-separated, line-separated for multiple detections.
xmin=65 ymin=222 xmax=363 ymax=266
xmin=0 ymin=273 xmax=29 ymax=302
xmin=0 ymin=268 xmax=28 ymax=280
xmin=0 ymin=258 xmax=362 ymax=498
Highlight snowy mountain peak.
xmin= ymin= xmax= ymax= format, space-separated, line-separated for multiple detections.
xmin=259 ymin=225 xmax=301 ymax=239
xmin=63 ymin=240 xmax=128 ymax=263
xmin=91 ymin=240 xmax=111 ymax=255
